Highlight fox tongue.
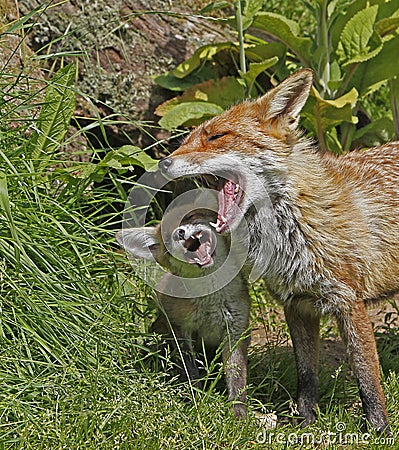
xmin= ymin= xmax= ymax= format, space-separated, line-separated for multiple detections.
xmin=184 ymin=229 xmax=215 ymax=267
xmin=215 ymin=180 xmax=236 ymax=232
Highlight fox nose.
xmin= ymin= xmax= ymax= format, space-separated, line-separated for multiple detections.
xmin=173 ymin=228 xmax=186 ymax=241
xmin=158 ymin=157 xmax=173 ymax=173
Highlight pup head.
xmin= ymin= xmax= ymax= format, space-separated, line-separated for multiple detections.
xmin=116 ymin=205 xmax=219 ymax=275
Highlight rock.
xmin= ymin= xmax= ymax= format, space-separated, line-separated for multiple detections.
xmin=17 ymin=0 xmax=232 ymax=154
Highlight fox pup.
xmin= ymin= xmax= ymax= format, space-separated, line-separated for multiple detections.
xmin=116 ymin=199 xmax=250 ymax=418
xmin=157 ymin=69 xmax=399 ymax=433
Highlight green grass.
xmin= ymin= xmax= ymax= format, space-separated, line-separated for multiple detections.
xmin=0 ymin=4 xmax=398 ymax=450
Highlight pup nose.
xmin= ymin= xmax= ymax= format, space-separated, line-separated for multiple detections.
xmin=173 ymin=228 xmax=186 ymax=241
xmin=158 ymin=157 xmax=173 ymax=173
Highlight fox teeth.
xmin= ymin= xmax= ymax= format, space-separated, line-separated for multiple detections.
xmin=210 ymin=217 xmax=226 ymax=228
xmin=235 ymin=184 xmax=240 ymax=193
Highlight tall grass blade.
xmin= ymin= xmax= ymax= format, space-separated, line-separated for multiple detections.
xmin=0 ymin=171 xmax=21 ymax=263
xmin=30 ymin=63 xmax=76 ymax=171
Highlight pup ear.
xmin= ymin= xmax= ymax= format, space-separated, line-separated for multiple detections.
xmin=116 ymin=227 xmax=160 ymax=261
xmin=256 ymin=69 xmax=313 ymax=129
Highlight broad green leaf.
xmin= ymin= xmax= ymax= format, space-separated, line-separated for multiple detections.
xmin=155 ymin=98 xmax=182 ymax=117
xmin=348 ymin=34 xmax=399 ymax=95
xmin=244 ymin=41 xmax=286 ymax=63
xmin=375 ymin=17 xmax=399 ymax=39
xmin=30 ymin=64 xmax=76 ymax=166
xmin=353 ymin=117 xmax=395 ymax=147
xmin=155 ymin=77 xmax=246 ymax=117
xmin=330 ymin=0 xmax=368 ymax=51
xmin=332 ymin=0 xmax=399 ymax=43
xmin=159 ymin=102 xmax=224 ymax=130
xmin=325 ymin=128 xmax=343 ymax=154
xmin=336 ymin=5 xmax=382 ymax=67
xmin=55 ymin=146 xmax=158 ymax=184
xmin=302 ymin=87 xmax=358 ymax=136
xmin=241 ymin=0 xmax=263 ymax=30
xmin=327 ymin=0 xmax=357 ymax=25
xmin=252 ymin=12 xmax=312 ymax=65
xmin=329 ymin=0 xmax=399 ymax=54
xmin=153 ymin=65 xmax=216 ymax=91
xmin=185 ymin=76 xmax=246 ymax=108
xmin=54 ymin=163 xmax=99 ymax=183
xmin=239 ymin=58 xmax=279 ymax=88
xmin=173 ymin=43 xmax=234 ymax=79
xmin=102 ymin=146 xmax=158 ymax=172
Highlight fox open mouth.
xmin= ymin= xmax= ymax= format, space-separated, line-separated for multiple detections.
xmin=182 ymin=228 xmax=216 ymax=268
xmin=201 ymin=176 xmax=243 ymax=233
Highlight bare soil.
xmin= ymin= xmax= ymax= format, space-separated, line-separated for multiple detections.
xmin=251 ymin=297 xmax=399 ymax=370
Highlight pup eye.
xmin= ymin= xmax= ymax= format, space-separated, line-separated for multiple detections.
xmin=206 ymin=133 xmax=226 ymax=142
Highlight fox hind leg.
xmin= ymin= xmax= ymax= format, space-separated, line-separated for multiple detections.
xmin=336 ymin=300 xmax=390 ymax=434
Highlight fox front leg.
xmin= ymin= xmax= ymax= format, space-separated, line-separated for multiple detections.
xmin=223 ymin=338 xmax=249 ymax=419
xmin=284 ymin=303 xmax=320 ymax=426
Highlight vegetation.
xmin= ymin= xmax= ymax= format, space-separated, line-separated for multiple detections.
xmin=155 ymin=0 xmax=399 ymax=153
xmin=0 ymin=2 xmax=398 ymax=449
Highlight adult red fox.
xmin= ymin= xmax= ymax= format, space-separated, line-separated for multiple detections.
xmin=157 ymin=69 xmax=399 ymax=433
xmin=116 ymin=199 xmax=250 ymax=418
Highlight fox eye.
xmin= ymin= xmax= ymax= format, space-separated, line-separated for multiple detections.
xmin=206 ymin=133 xmax=226 ymax=142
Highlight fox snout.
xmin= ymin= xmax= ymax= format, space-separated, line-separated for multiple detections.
xmin=158 ymin=157 xmax=173 ymax=174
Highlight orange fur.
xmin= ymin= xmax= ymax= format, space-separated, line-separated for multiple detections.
xmin=158 ymin=69 xmax=396 ymax=433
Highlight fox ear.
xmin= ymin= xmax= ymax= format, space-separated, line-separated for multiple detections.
xmin=257 ymin=69 xmax=313 ymax=128
xmin=116 ymin=227 xmax=160 ymax=261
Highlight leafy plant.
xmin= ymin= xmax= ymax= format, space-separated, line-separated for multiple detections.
xmin=0 ymin=4 xmax=399 ymax=447
xmin=0 ymin=15 xmax=154 ymax=361
xmin=154 ymin=0 xmax=399 ymax=153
